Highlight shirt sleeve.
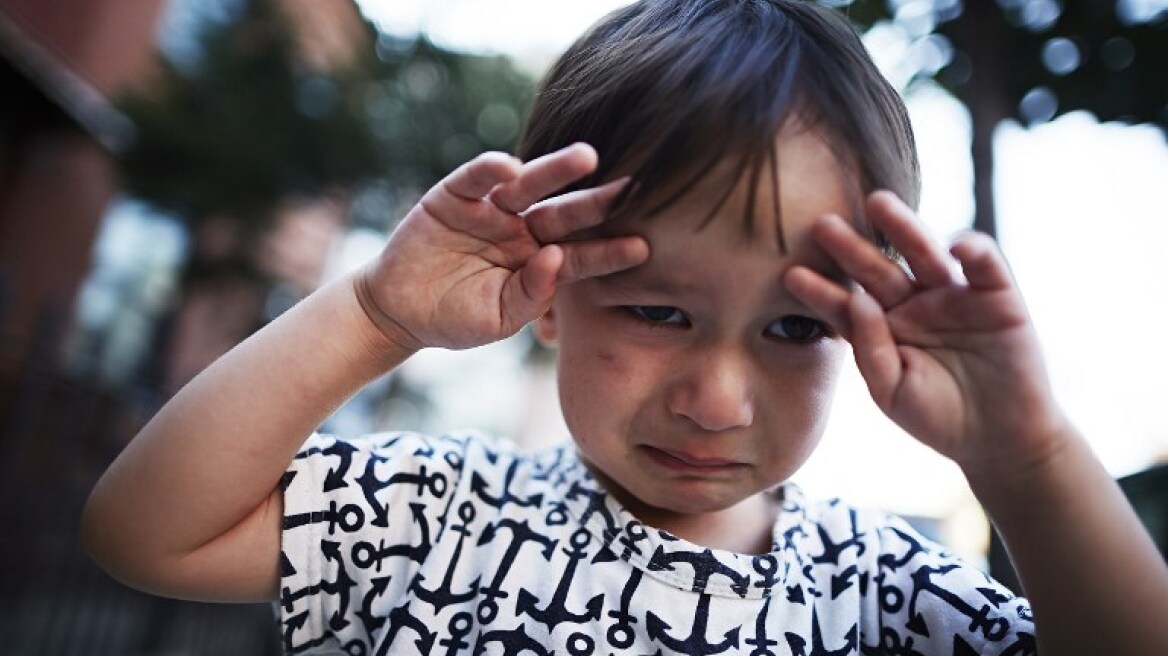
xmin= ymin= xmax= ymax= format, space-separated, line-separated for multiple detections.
xmin=278 ymin=431 xmax=469 ymax=654
xmin=869 ymin=513 xmax=1036 ymax=656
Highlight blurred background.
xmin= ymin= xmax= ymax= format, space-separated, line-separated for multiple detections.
xmin=0 ymin=0 xmax=1165 ymax=652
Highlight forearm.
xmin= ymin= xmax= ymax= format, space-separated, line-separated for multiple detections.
xmin=81 ymin=271 xmax=414 ymax=586
xmin=968 ymin=428 xmax=1168 ymax=654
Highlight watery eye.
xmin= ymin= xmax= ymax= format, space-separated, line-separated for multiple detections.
xmin=628 ymin=305 xmax=686 ymax=325
xmin=767 ymin=316 xmax=827 ymax=341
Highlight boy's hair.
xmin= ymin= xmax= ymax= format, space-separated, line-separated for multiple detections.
xmin=517 ymin=0 xmax=919 ymax=250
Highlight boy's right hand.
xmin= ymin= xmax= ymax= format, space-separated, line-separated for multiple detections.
xmin=356 ymin=143 xmax=649 ymax=352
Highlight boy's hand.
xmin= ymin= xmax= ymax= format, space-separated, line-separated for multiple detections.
xmin=784 ymin=191 xmax=1070 ymax=481
xmin=357 ymin=143 xmax=648 ymax=352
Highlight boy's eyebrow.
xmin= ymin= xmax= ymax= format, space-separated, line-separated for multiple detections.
xmin=596 ymin=269 xmax=842 ymax=324
xmin=596 ymin=259 xmax=855 ymax=308
xmin=594 ymin=268 xmax=700 ymax=297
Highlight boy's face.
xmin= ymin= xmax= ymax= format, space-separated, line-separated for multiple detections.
xmin=536 ymin=125 xmax=855 ymax=535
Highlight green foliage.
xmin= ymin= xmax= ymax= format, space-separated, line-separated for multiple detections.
xmin=365 ymin=36 xmax=533 ymax=176
xmin=352 ymin=35 xmax=533 ymax=229
xmin=116 ymin=0 xmax=534 ymax=236
xmin=117 ymin=0 xmax=383 ymax=230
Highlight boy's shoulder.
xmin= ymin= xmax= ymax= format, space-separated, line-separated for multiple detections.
xmin=291 ymin=429 xmax=581 ymax=494
xmin=776 ymin=483 xmax=961 ymax=567
xmin=294 ymin=429 xmax=541 ymax=470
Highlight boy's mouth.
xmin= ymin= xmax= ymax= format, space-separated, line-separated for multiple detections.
xmin=641 ymin=446 xmax=744 ymax=473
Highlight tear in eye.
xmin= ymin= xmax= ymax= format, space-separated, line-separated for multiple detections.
xmin=767 ymin=316 xmax=827 ymax=341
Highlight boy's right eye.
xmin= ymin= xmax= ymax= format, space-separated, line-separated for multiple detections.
xmin=625 ymin=305 xmax=688 ymax=327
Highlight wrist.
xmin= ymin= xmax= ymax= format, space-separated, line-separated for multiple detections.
xmin=347 ymin=267 xmax=424 ymax=368
xmin=962 ymin=417 xmax=1084 ymax=516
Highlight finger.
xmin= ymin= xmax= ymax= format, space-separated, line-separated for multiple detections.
xmin=501 ymin=245 xmax=564 ymax=329
xmin=847 ymin=291 xmax=903 ymax=410
xmin=443 ymin=151 xmax=523 ymax=200
xmin=524 ymin=177 xmax=630 ymax=244
xmin=811 ymin=214 xmax=915 ymax=309
xmin=420 ymin=152 xmax=524 ymax=233
xmin=867 ymin=191 xmax=957 ymax=288
xmin=557 ymin=236 xmax=650 ymax=283
xmin=782 ymin=265 xmax=854 ymax=339
xmin=950 ymin=231 xmax=1014 ymax=291
xmin=489 ymin=143 xmax=599 ymax=214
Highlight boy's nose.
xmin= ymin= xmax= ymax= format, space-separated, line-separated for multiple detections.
xmin=667 ymin=349 xmax=755 ymax=432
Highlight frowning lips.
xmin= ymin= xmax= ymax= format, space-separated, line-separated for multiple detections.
xmin=640 ymin=445 xmax=747 ymax=472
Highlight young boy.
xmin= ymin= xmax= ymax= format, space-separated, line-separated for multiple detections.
xmin=82 ymin=0 xmax=1168 ymax=654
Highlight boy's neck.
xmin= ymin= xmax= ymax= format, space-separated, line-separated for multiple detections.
xmin=646 ymin=491 xmax=781 ymax=555
xmin=576 ymin=452 xmax=783 ymax=554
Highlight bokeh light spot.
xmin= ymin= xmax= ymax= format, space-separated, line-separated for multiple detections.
xmin=1041 ymin=37 xmax=1081 ymax=76
xmin=1019 ymin=86 xmax=1058 ymax=123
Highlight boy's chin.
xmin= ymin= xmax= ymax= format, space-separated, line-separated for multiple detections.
xmin=577 ymin=452 xmax=775 ymax=525
xmin=619 ymin=483 xmax=764 ymax=524
xmin=619 ymin=486 xmax=782 ymax=553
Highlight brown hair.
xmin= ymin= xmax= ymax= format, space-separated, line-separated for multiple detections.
xmin=517 ymin=0 xmax=919 ymax=250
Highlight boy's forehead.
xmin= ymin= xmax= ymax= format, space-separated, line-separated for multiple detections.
xmin=590 ymin=221 xmax=851 ymax=319
xmin=585 ymin=126 xmax=860 ymax=294
xmin=604 ymin=125 xmax=862 ymax=248
xmin=600 ymin=229 xmax=849 ymax=288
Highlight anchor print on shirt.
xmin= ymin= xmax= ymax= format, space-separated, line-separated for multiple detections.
xmin=647 ymin=546 xmax=751 ymax=596
xmin=281 ymin=540 xmax=355 ymax=638
xmin=605 ymin=568 xmax=643 ymax=649
xmin=472 ymin=623 xmax=553 ymax=656
xmin=470 ymin=459 xmax=544 ymax=510
xmin=377 ymin=602 xmax=435 ymax=655
xmin=351 ymin=502 xmax=432 ymax=569
xmin=281 ymin=434 xmax=1036 ymax=654
xmin=475 ymin=517 xmax=556 ymax=625
xmin=646 ymin=593 xmax=742 ymax=655
xmin=784 ymin=605 xmax=857 ymax=656
xmin=356 ymin=455 xmax=447 ymax=528
xmin=515 ymin=527 xmax=604 ymax=631
xmin=412 ymin=501 xmax=481 ymax=612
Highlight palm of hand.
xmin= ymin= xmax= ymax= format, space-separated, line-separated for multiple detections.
xmin=786 ymin=192 xmax=1066 ymax=476
xmin=375 ymin=196 xmax=546 ymax=350
xmin=358 ymin=146 xmax=648 ymax=352
xmin=878 ymin=281 xmax=1056 ymax=470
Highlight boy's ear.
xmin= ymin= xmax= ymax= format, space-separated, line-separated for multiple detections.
xmin=533 ymin=308 xmax=557 ymax=346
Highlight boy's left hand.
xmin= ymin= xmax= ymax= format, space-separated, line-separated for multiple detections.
xmin=784 ymin=191 xmax=1071 ymax=482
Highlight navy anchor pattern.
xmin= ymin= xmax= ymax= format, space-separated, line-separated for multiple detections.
xmin=281 ymin=432 xmax=1035 ymax=654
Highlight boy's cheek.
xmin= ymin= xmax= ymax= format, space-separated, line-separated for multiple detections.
xmin=592 ymin=348 xmax=624 ymax=369
xmin=802 ymin=346 xmax=848 ymax=421
xmin=561 ymin=342 xmax=641 ymax=383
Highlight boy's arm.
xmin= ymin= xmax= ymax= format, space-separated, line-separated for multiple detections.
xmin=80 ymin=144 xmax=648 ymax=602
xmin=785 ymin=191 xmax=1168 ymax=654
xmin=80 ymin=274 xmax=409 ymax=602
xmin=969 ymin=424 xmax=1168 ymax=654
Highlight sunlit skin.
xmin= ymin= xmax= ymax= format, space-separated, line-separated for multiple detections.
xmin=536 ymin=125 xmax=855 ymax=553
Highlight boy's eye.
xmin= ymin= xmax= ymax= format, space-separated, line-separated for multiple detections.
xmin=626 ymin=305 xmax=687 ymax=326
xmin=766 ymin=316 xmax=829 ymax=342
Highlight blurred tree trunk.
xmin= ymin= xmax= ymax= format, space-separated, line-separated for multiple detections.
xmin=834 ymin=0 xmax=1167 ymax=239
xmin=946 ymin=1 xmax=1012 ymax=237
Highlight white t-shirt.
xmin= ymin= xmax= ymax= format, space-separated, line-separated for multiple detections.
xmin=280 ymin=432 xmax=1035 ymax=655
